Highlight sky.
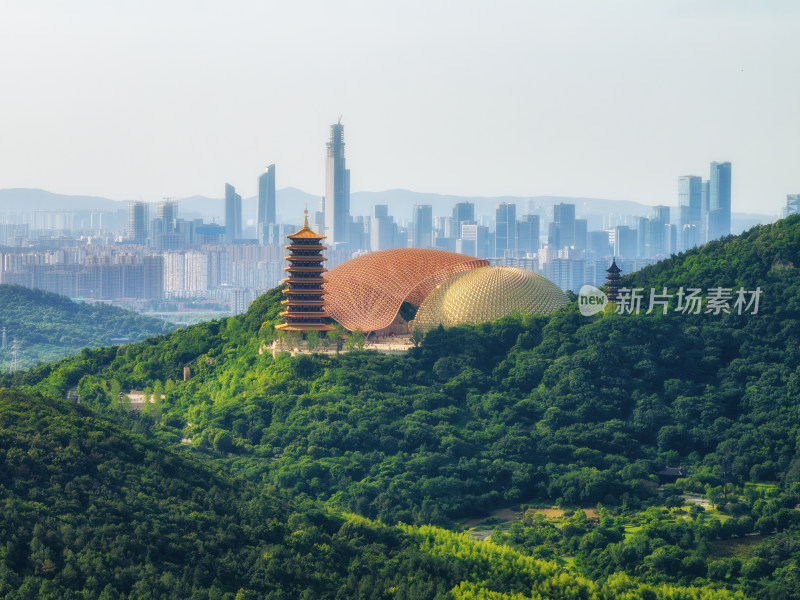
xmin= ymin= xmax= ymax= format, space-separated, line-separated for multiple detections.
xmin=1 ymin=1 xmax=798 ymax=215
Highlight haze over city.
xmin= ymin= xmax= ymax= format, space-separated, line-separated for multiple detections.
xmin=2 ymin=1 xmax=799 ymax=214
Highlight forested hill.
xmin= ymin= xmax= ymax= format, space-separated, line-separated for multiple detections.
xmin=0 ymin=389 xmax=742 ymax=599
xmin=4 ymin=216 xmax=800 ymax=519
xmin=2 ymin=217 xmax=800 ymax=596
xmin=0 ymin=285 xmax=175 ymax=368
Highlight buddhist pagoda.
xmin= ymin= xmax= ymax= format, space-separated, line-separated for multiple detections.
xmin=606 ymin=258 xmax=622 ymax=302
xmin=275 ymin=210 xmax=334 ymax=333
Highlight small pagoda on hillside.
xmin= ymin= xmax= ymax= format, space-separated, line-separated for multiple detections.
xmin=606 ymin=258 xmax=622 ymax=302
xmin=275 ymin=210 xmax=334 ymax=333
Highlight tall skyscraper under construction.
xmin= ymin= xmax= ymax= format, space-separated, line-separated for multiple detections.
xmin=127 ymin=201 xmax=148 ymax=244
xmin=324 ymin=120 xmax=351 ymax=245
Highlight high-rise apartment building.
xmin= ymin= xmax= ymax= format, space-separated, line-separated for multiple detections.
xmin=411 ymin=205 xmax=433 ymax=248
xmin=127 ymin=201 xmax=148 ymax=244
xmin=708 ymin=161 xmax=731 ymax=241
xmin=151 ymin=200 xmax=180 ymax=250
xmin=224 ymin=183 xmax=242 ymax=243
xmin=495 ymin=202 xmax=516 ymax=257
xmin=156 ymin=201 xmax=177 ymax=229
xmin=257 ymin=164 xmax=276 ymax=244
xmin=543 ymin=258 xmax=585 ymax=294
xmin=324 ymin=121 xmax=351 ymax=245
xmin=459 ymin=223 xmax=489 ymax=258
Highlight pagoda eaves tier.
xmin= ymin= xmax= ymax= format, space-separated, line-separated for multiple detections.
xmin=605 ymin=258 xmax=622 ymax=303
xmin=275 ymin=213 xmax=335 ymax=332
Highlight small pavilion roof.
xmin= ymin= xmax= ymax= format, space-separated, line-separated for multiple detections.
xmin=655 ymin=467 xmax=686 ymax=477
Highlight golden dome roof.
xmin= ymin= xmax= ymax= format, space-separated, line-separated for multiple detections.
xmin=412 ymin=266 xmax=567 ymax=329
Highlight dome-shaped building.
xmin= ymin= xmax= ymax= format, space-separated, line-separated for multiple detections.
xmin=412 ymin=266 xmax=567 ymax=330
xmin=323 ymin=248 xmax=488 ymax=333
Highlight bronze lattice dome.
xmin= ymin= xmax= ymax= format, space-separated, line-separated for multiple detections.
xmin=323 ymin=249 xmax=488 ymax=332
xmin=412 ymin=266 xmax=568 ymax=329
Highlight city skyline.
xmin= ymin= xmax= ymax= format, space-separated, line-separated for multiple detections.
xmin=0 ymin=2 xmax=798 ymax=214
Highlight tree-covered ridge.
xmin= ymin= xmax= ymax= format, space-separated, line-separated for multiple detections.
xmin=0 ymin=284 xmax=176 ymax=369
xmin=0 ymin=389 xmax=454 ymax=599
xmin=0 ymin=389 xmax=743 ymax=600
xmin=4 ymin=219 xmax=800 ymax=517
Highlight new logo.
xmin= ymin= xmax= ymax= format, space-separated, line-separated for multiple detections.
xmin=578 ymin=285 xmax=607 ymax=316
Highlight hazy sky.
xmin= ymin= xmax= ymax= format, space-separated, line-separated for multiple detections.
xmin=1 ymin=1 xmax=798 ymax=214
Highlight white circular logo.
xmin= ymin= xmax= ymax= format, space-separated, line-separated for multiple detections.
xmin=578 ymin=285 xmax=608 ymax=316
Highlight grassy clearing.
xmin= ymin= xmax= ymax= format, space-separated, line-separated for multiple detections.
xmin=708 ymin=535 xmax=765 ymax=558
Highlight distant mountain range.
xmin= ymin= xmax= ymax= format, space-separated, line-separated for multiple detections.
xmin=0 ymin=187 xmax=776 ymax=234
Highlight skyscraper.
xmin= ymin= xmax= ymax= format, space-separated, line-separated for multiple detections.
xmin=516 ymin=214 xmax=540 ymax=255
xmin=588 ymin=230 xmax=611 ymax=257
xmin=700 ymin=179 xmax=711 ymax=243
xmin=678 ymin=175 xmax=702 ymax=250
xmin=225 ymin=183 xmax=242 ymax=243
xmin=613 ymin=226 xmax=637 ymax=258
xmin=552 ymin=203 xmax=576 ymax=249
xmin=649 ymin=205 xmax=670 ymax=257
xmin=370 ymin=205 xmax=396 ymax=252
xmin=784 ymin=194 xmax=800 ymax=218
xmin=495 ymin=202 xmax=517 ymax=257
xmin=324 ymin=120 xmax=350 ymax=245
xmin=708 ymin=161 xmax=731 ymax=241
xmin=151 ymin=200 xmax=180 ymax=249
xmin=257 ymin=164 xmax=276 ymax=244
xmin=459 ymin=223 xmax=489 ymax=258
xmin=636 ymin=216 xmax=649 ymax=258
xmin=411 ymin=205 xmax=433 ymax=248
xmin=678 ymin=176 xmax=702 ymax=228
xmin=127 ymin=201 xmax=148 ymax=244
xmin=452 ymin=202 xmax=475 ymax=239
xmin=574 ymin=218 xmax=587 ymax=251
